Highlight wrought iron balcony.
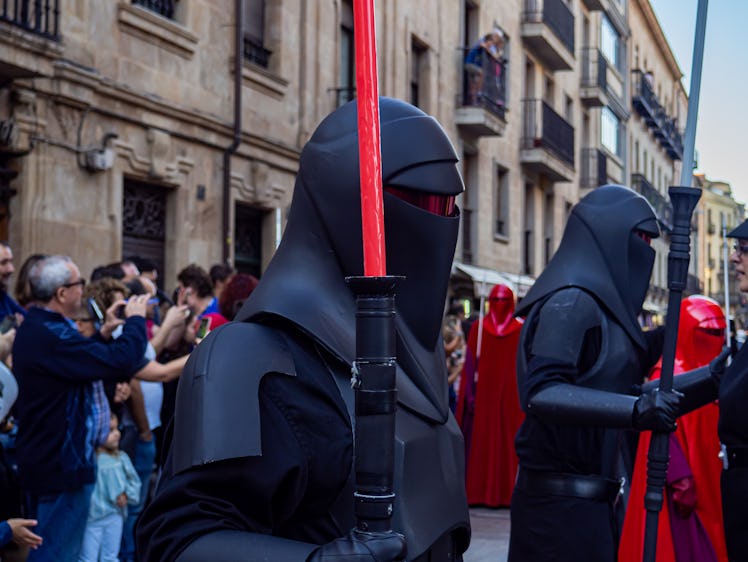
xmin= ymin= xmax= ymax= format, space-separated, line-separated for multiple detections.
xmin=631 ymin=173 xmax=673 ymax=232
xmin=632 ymin=70 xmax=683 ymax=160
xmin=132 ymin=0 xmax=175 ymax=20
xmin=580 ymin=148 xmax=607 ymax=189
xmin=521 ymin=98 xmax=575 ymax=181
xmin=243 ymin=35 xmax=272 ymax=68
xmin=455 ymin=47 xmax=507 ymax=137
xmin=580 ymin=48 xmax=607 ymax=107
xmin=0 ymin=0 xmax=59 ymax=39
xmin=521 ymin=0 xmax=575 ymax=71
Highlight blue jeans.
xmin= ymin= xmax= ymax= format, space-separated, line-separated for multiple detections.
xmin=120 ymin=437 xmax=156 ymax=562
xmin=26 ymin=484 xmax=94 ymax=562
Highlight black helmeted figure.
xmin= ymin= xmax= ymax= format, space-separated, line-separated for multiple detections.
xmin=508 ymin=185 xmax=724 ymax=562
xmin=135 ymin=98 xmax=470 ymax=562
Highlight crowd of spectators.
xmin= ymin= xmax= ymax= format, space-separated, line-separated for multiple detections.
xmin=0 ymin=243 xmax=258 ymax=561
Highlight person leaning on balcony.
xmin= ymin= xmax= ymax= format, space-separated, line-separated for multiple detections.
xmin=464 ymin=31 xmax=502 ymax=105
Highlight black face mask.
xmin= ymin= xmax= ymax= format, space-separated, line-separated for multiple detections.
xmin=517 ymin=185 xmax=660 ymax=349
xmin=237 ymin=97 xmax=464 ymax=422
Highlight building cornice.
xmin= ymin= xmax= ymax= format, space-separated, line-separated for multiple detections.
xmin=635 ymin=0 xmax=683 ymax=81
xmin=27 ymin=59 xmax=301 ymax=172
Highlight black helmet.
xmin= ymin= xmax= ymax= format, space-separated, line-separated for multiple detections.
xmin=517 ymin=184 xmax=659 ymax=348
xmin=238 ymin=97 xmax=464 ymax=422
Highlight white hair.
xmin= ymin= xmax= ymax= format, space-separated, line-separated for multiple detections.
xmin=29 ymin=255 xmax=74 ymax=302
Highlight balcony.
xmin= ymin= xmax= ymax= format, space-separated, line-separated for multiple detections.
xmin=631 ymin=173 xmax=673 ymax=232
xmin=456 ymin=48 xmax=507 ymax=137
xmin=132 ymin=0 xmax=175 ymax=20
xmin=521 ymin=98 xmax=575 ymax=182
xmin=580 ymin=48 xmax=607 ymax=107
xmin=0 ymin=0 xmax=59 ymax=39
xmin=632 ymin=70 xmax=683 ymax=160
xmin=580 ymin=148 xmax=607 ymax=190
xmin=521 ymin=0 xmax=575 ymax=71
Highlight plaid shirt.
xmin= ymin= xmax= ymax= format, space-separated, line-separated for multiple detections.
xmin=90 ymin=380 xmax=111 ymax=447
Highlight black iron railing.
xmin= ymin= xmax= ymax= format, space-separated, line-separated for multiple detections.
xmin=0 ymin=0 xmax=59 ymax=39
xmin=521 ymin=98 xmax=575 ymax=167
xmin=523 ymin=0 xmax=575 ymax=55
xmin=132 ymin=0 xmax=175 ymax=19
xmin=243 ymin=34 xmax=272 ymax=68
xmin=632 ymin=69 xmax=683 ymax=160
xmin=631 ymin=173 xmax=673 ymax=232
xmin=580 ymin=148 xmax=607 ymax=189
xmin=581 ymin=47 xmax=607 ymax=91
xmin=461 ymin=47 xmax=507 ymax=120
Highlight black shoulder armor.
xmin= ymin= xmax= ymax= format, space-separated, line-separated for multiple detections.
xmin=172 ymin=322 xmax=296 ymax=474
xmin=528 ymin=287 xmax=603 ymax=366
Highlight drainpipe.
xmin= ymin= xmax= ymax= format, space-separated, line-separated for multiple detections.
xmin=222 ymin=0 xmax=244 ymax=264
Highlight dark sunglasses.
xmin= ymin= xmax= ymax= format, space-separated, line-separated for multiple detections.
xmin=61 ymin=278 xmax=86 ymax=289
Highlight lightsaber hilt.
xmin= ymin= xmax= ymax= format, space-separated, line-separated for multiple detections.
xmin=347 ymin=275 xmax=402 ymax=534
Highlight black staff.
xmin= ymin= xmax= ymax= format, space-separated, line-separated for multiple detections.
xmin=643 ymin=4 xmax=709 ymax=559
xmin=642 ymin=187 xmax=700 ymax=562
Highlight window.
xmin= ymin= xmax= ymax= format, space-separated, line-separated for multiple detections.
xmin=410 ymin=37 xmax=428 ymax=108
xmin=234 ymin=203 xmax=264 ymax=277
xmin=122 ymin=180 xmax=167 ymax=286
xmin=338 ymin=0 xmax=355 ymax=107
xmin=601 ymin=106 xmax=620 ymax=156
xmin=494 ymin=165 xmax=509 ymax=237
xmin=133 ymin=0 xmax=176 ymax=20
xmin=600 ymin=15 xmax=620 ymax=70
xmin=564 ymin=94 xmax=573 ymax=122
xmin=544 ymin=192 xmax=554 ymax=265
xmin=244 ymin=0 xmax=271 ymax=68
xmin=543 ymin=75 xmax=554 ymax=105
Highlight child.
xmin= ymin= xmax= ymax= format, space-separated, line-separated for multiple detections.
xmin=79 ymin=413 xmax=140 ymax=562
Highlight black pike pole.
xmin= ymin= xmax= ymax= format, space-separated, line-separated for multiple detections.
xmin=642 ymin=1 xmax=708 ymax=560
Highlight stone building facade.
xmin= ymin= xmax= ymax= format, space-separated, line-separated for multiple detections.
xmin=626 ymin=0 xmax=688 ymax=320
xmin=0 ymin=0 xmax=697 ymax=306
xmin=693 ymin=174 xmax=744 ymax=324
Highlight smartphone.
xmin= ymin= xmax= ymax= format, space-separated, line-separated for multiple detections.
xmin=196 ymin=317 xmax=211 ymax=339
xmin=87 ymin=298 xmax=104 ymax=330
xmin=0 ymin=315 xmax=16 ymax=334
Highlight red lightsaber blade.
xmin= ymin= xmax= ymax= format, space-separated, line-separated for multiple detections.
xmin=353 ymin=0 xmax=386 ymax=277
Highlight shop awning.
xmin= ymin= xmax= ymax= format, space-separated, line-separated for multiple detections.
xmin=451 ymin=262 xmax=518 ymax=296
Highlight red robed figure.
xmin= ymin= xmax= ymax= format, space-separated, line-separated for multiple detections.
xmin=456 ymin=284 xmax=524 ymax=506
xmin=620 ymin=295 xmax=727 ymax=562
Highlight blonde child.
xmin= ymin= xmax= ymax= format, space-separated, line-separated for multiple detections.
xmin=79 ymin=414 xmax=140 ymax=562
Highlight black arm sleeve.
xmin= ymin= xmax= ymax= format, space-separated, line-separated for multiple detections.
xmin=639 ymin=365 xmax=717 ymax=416
xmin=522 ymin=289 xmax=638 ymax=428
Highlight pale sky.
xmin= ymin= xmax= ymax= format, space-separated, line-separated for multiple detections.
xmin=649 ymin=0 xmax=748 ymax=204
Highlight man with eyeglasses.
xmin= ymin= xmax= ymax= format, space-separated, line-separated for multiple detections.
xmin=11 ymin=255 xmax=151 ymax=562
xmin=715 ymin=222 xmax=748 ymax=561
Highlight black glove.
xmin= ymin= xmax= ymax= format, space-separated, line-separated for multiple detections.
xmin=308 ymin=529 xmax=407 ymax=562
xmin=709 ymin=346 xmax=731 ymax=386
xmin=632 ymin=388 xmax=683 ymax=432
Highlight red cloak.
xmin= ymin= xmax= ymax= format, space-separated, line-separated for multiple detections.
xmin=456 ymin=284 xmax=523 ymax=507
xmin=619 ymin=296 xmax=727 ymax=562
